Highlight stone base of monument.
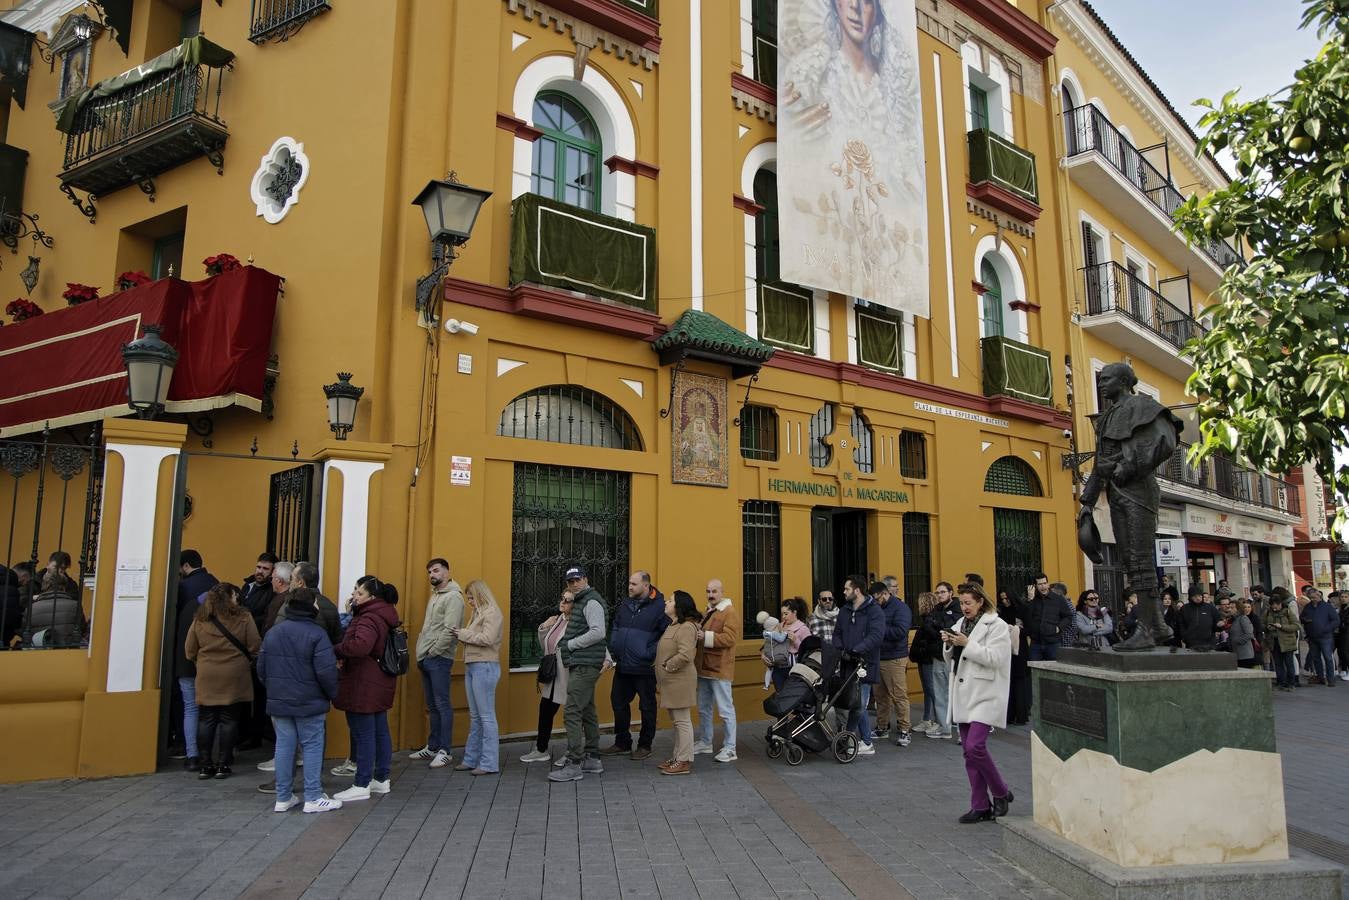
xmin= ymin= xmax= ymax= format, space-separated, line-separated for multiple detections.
xmin=999 ymin=649 xmax=1342 ymax=898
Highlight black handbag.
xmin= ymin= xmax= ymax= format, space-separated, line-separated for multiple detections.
xmin=537 ymin=652 xmax=558 ymax=684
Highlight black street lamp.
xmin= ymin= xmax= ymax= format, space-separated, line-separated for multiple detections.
xmin=411 ymin=172 xmax=492 ymax=318
xmin=121 ymin=324 xmax=177 ymax=419
xmin=322 ymin=372 xmax=364 ymax=441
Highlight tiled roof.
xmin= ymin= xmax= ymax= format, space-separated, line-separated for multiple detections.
xmin=652 ymin=309 xmax=775 ymax=374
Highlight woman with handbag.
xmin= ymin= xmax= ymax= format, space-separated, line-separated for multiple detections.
xmin=656 ymin=590 xmax=700 ymax=776
xmin=521 ymin=591 xmax=573 ymax=764
xmin=452 ymin=580 xmax=504 ymax=775
xmin=333 ymin=575 xmax=400 ymax=802
xmin=185 ymin=582 xmax=260 ymax=779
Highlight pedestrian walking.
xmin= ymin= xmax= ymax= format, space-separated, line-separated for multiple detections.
xmin=333 ymin=575 xmax=399 ymax=802
xmin=873 ymin=576 xmax=913 ymax=746
xmin=602 ymin=571 xmax=667 ymax=760
xmin=834 ymin=578 xmax=885 ymax=756
xmin=522 ymin=591 xmax=574 ymax=763
xmin=942 ymin=583 xmax=1013 ymax=824
xmin=692 ymin=579 xmax=741 ymax=763
xmin=656 ymin=590 xmax=700 ymax=776
xmin=410 ymin=558 xmax=464 ymax=769
xmin=549 ymin=567 xmax=609 ymax=783
xmin=453 ymin=579 xmax=504 ymax=775
xmin=185 ymin=583 xmax=260 ymax=780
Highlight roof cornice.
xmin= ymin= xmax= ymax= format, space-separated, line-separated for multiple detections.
xmin=947 ymin=0 xmax=1057 ymax=61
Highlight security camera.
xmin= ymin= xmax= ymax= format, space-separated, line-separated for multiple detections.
xmin=444 ymin=318 xmax=479 ymax=335
xmin=1063 ymin=428 xmax=1073 ymax=440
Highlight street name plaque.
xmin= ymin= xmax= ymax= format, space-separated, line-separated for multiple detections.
xmin=1039 ymin=679 xmax=1107 ymax=740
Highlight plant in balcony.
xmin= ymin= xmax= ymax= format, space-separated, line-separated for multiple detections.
xmin=61 ymin=283 xmax=100 ymax=306
xmin=6 ymin=298 xmax=44 ymax=322
xmin=203 ymin=253 xmax=242 ymax=276
xmin=116 ymin=270 xmax=152 ymax=291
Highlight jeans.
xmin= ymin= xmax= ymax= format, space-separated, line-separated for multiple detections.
xmin=178 ymin=677 xmax=199 ymax=758
xmin=418 ymin=655 xmax=455 ymax=752
xmin=347 ymin=711 xmax=392 ymax=787
xmin=918 ymin=662 xmax=937 ymax=721
xmin=875 ymin=658 xmax=910 ymax=732
xmin=930 ymin=661 xmax=951 ymax=732
xmin=463 ymin=660 xmax=501 ymax=772
xmin=273 ymin=713 xmax=326 ymax=802
xmin=1307 ymin=636 xmax=1336 ymax=684
xmin=535 ymin=698 xmax=561 ymax=752
xmin=696 ymin=677 xmax=737 ymax=751
xmin=960 ymin=722 xmax=1009 ymax=811
xmin=610 ymin=670 xmax=658 ymax=750
xmin=1273 ymin=649 xmax=1296 ymax=686
xmin=198 ymin=704 xmax=239 ymax=766
xmin=563 ymin=664 xmax=601 ymax=761
xmin=1028 ymin=641 xmax=1059 ymax=662
xmin=847 ymin=684 xmax=872 ymax=742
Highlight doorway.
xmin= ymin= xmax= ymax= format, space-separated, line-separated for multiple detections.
xmin=811 ymin=507 xmax=870 ymax=599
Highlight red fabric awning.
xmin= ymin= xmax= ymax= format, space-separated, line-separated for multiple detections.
xmin=0 ymin=266 xmax=280 ymax=436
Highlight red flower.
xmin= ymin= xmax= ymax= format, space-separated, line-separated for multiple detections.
xmin=203 ymin=253 xmax=242 ymax=275
xmin=6 ymin=298 xmax=44 ymax=322
xmin=61 ymin=282 xmax=100 ymax=305
xmin=116 ymin=270 xmax=152 ymax=291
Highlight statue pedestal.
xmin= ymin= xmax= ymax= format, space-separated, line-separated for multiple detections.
xmin=1001 ymin=650 xmax=1341 ymax=898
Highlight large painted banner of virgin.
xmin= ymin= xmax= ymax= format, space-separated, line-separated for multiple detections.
xmin=777 ymin=0 xmax=929 ymax=318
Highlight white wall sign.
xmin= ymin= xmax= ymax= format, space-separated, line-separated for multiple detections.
xmin=451 ymin=455 xmax=472 ymax=486
xmin=1157 ymin=505 xmax=1184 ymax=534
xmin=1155 ymin=538 xmax=1186 ymax=567
xmin=913 ymin=401 xmax=1009 ymax=429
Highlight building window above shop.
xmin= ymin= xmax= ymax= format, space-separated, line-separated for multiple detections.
xmin=531 ymin=91 xmax=602 ymax=212
xmin=856 ymin=303 xmax=902 ymax=373
xmin=979 ymin=258 xmax=1004 ymax=338
xmin=851 ymin=409 xmax=874 ymax=475
xmin=750 ymin=0 xmax=776 ymax=86
xmin=902 ymin=512 xmax=931 ymax=612
xmin=739 ymin=404 xmax=778 ymax=461
xmin=754 ymin=167 xmax=814 ymax=353
xmin=899 ymin=430 xmax=927 ymax=480
xmin=984 ymin=455 xmax=1042 ymax=497
xmin=808 ymin=402 xmax=835 ymax=468
xmin=962 ymin=40 xmax=1012 ymax=140
xmin=497 ymin=385 xmax=642 ymax=450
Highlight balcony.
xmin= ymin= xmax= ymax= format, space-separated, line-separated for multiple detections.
xmin=1160 ymin=443 xmax=1301 ymax=518
xmin=1063 ymin=104 xmax=1242 ymax=294
xmin=57 ymin=37 xmax=232 ymax=209
xmin=508 ymin=192 xmax=657 ymax=313
xmin=981 ymin=335 xmax=1053 ymax=407
xmin=1079 ymin=261 xmax=1206 ymax=380
xmin=249 ymin=0 xmax=332 ymax=44
xmin=967 ymin=128 xmax=1040 ymax=221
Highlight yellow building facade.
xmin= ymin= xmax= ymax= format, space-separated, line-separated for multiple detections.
xmin=0 ymin=0 xmax=1087 ymax=782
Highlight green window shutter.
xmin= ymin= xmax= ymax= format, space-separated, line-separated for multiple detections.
xmin=759 ymin=283 xmax=812 ymax=351
xmin=969 ymin=84 xmax=990 ymax=132
xmin=857 ymin=308 xmax=900 ymax=372
xmin=980 ymin=259 xmax=1004 ymax=337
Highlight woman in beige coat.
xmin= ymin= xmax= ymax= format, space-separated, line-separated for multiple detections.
xmin=451 ymin=579 xmax=504 ymax=775
xmin=186 ymin=583 xmax=260 ymax=779
xmin=656 ymin=590 xmax=700 ymax=776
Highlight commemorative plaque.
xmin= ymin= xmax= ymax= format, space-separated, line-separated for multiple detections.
xmin=1039 ymin=679 xmax=1107 ymax=741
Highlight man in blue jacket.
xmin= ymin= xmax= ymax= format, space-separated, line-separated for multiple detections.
xmin=834 ymin=575 xmax=885 ymax=757
xmin=602 ymin=570 xmax=667 ymax=760
xmin=257 ymin=589 xmax=341 ymax=814
xmin=874 ymin=576 xmax=914 ymax=747
xmin=1300 ymin=589 xmax=1341 ymax=687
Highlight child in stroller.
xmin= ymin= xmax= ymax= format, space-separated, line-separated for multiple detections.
xmin=762 ymin=636 xmax=866 ymax=765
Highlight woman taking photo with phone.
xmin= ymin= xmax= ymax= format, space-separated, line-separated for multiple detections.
xmin=942 ymin=582 xmax=1013 ymax=824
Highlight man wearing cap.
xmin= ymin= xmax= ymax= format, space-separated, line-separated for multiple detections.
xmin=549 ymin=566 xmax=609 ymax=782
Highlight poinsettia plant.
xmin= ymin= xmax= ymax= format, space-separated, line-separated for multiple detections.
xmin=203 ymin=253 xmax=242 ymax=276
xmin=61 ymin=283 xmax=100 ymax=305
xmin=6 ymin=298 xmax=44 ymax=322
xmin=116 ymin=270 xmax=151 ymax=291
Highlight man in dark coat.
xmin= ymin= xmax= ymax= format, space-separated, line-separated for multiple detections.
xmin=874 ymin=576 xmax=913 ymax=745
xmin=1300 ymin=589 xmax=1341 ymax=686
xmin=0 ymin=566 xmax=21 ymax=649
xmin=834 ymin=575 xmax=885 ymax=755
xmin=279 ymin=561 xmax=342 ymax=644
xmin=170 ymin=550 xmax=218 ymax=761
xmin=602 ymin=570 xmax=666 ymax=760
xmin=239 ymin=552 xmax=278 ymax=633
xmin=1027 ymin=574 xmax=1074 ymax=661
xmin=1178 ymin=584 xmax=1220 ymax=650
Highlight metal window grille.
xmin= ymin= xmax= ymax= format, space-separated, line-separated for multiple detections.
xmin=808 ymin=403 xmax=834 ymax=468
xmin=993 ymin=508 xmax=1042 ymax=600
xmin=984 ymin=456 xmax=1042 ymax=496
xmin=739 ymin=404 xmax=778 ymax=461
xmin=249 ymin=0 xmax=331 ymax=44
xmin=498 ymin=385 xmax=642 ymax=451
xmin=742 ymin=500 xmax=781 ymax=636
xmin=509 ymin=464 xmax=629 ymax=667
xmin=1091 ymin=543 xmax=1127 ymax=621
xmin=902 ymin=512 xmax=931 ymax=611
xmin=266 ymin=465 xmax=316 ymax=562
xmin=851 ymin=409 xmax=874 ymax=474
xmin=899 ymin=430 xmax=927 ymax=479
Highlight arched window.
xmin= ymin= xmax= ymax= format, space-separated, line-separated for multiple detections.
xmin=980 ymin=258 xmax=1004 ymax=338
xmin=498 ymin=385 xmax=641 ymax=450
xmin=808 ymin=402 xmax=834 ymax=467
xmin=851 ymin=409 xmax=874 ymax=474
xmin=984 ymin=456 xmax=1043 ymax=496
xmin=531 ymin=92 xmax=602 ymax=211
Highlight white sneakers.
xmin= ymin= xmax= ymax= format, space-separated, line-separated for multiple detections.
xmin=856 ymin=741 xmax=876 ymax=757
xmin=303 ymin=795 xmax=342 ymax=814
xmin=273 ymin=796 xmax=301 ymax=813
xmin=257 ymin=758 xmax=276 ymax=772
xmin=714 ymin=747 xmax=738 ymax=763
xmin=691 ymin=741 xmax=713 ymax=755
xmin=429 ymin=750 xmax=452 ymax=769
xmin=519 ymin=749 xmax=551 ymax=763
xmin=408 ymin=746 xmax=435 ymax=761
xmin=330 ymin=759 xmax=356 ymax=776
xmin=334 ymin=784 xmax=371 ymax=802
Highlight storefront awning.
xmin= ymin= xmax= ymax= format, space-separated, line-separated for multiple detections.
xmin=652 ymin=309 xmax=775 ymax=379
xmin=0 ymin=266 xmax=280 ymax=437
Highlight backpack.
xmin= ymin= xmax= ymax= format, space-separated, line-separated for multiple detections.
xmin=378 ymin=623 xmax=410 ymax=676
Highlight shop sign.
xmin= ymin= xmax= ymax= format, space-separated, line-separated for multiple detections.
xmin=913 ymin=401 xmax=1008 ymax=429
xmin=1333 ymin=548 xmax=1349 ymax=566
xmin=765 ymin=477 xmax=909 ymax=505
xmin=1183 ymin=505 xmax=1294 ymax=546
xmin=1155 ymin=538 xmax=1187 ymax=567
xmin=1157 ymin=506 xmax=1184 ymax=534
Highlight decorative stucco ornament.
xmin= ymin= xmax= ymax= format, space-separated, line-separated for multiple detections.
xmin=249 ymin=137 xmax=310 ymax=224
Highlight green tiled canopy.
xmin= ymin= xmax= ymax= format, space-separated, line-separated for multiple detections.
xmin=652 ymin=309 xmax=775 ymax=378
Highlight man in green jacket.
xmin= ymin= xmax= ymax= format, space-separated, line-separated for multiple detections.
xmin=1265 ymin=589 xmax=1301 ymax=691
xmin=409 ymin=558 xmax=464 ymax=768
xmin=549 ymin=566 xmax=608 ymax=782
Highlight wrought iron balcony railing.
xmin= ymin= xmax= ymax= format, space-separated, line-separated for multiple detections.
xmin=249 ymin=0 xmax=332 ymax=44
xmin=1160 ymin=443 xmax=1301 ymax=516
xmin=967 ymin=128 xmax=1039 ymax=206
xmin=980 ymin=335 xmax=1053 ymax=407
xmin=1080 ymin=261 xmax=1206 ymax=352
xmin=1065 ymin=104 xmax=1243 ymax=271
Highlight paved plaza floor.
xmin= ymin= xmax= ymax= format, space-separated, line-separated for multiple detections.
xmin=2 ymin=683 xmax=1345 ymax=900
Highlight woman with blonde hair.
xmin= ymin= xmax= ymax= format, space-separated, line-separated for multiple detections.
xmin=186 ymin=582 xmax=260 ymax=779
xmin=941 ymin=582 xmax=1013 ymax=823
xmin=452 ymin=579 xmax=504 ymax=775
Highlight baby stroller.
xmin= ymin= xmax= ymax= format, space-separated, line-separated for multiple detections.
xmin=762 ymin=638 xmax=866 ymax=765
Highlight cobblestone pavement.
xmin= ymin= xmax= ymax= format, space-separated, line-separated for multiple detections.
xmin=0 ymin=683 xmax=1344 ymax=900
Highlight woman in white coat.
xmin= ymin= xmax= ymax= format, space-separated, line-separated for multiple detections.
xmin=942 ymin=582 xmax=1014 ymax=824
